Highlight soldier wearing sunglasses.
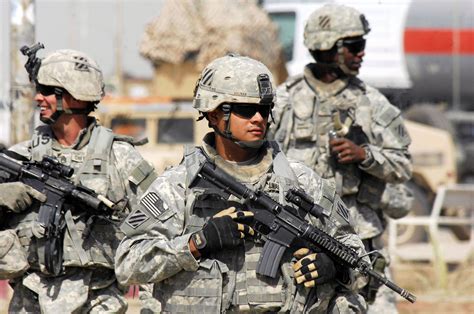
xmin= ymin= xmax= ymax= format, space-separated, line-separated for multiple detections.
xmin=270 ymin=4 xmax=412 ymax=313
xmin=0 ymin=47 xmax=157 ymax=312
xmin=116 ymin=54 xmax=370 ymax=313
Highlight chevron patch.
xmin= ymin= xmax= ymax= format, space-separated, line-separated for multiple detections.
xmin=319 ymin=15 xmax=331 ymax=29
xmin=125 ymin=209 xmax=149 ymax=229
xmin=201 ymin=68 xmax=215 ymax=86
xmin=73 ymin=56 xmax=90 ymax=72
xmin=336 ymin=200 xmax=350 ymax=223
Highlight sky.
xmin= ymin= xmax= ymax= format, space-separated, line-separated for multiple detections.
xmin=0 ymin=0 xmax=166 ymax=101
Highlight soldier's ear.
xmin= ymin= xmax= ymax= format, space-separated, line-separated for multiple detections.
xmin=207 ymin=110 xmax=220 ymax=127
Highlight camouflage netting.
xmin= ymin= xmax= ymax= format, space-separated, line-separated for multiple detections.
xmin=140 ymin=0 xmax=286 ymax=72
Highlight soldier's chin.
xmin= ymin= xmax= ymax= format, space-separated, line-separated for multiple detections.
xmin=40 ymin=115 xmax=54 ymax=125
xmin=339 ymin=64 xmax=359 ymax=77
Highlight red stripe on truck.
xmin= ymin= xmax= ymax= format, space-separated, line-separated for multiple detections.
xmin=404 ymin=28 xmax=474 ymax=54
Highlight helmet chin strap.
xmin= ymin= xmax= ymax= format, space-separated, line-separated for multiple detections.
xmin=213 ymin=103 xmax=269 ymax=150
xmin=40 ymin=88 xmax=64 ymax=124
xmin=40 ymin=88 xmax=93 ymax=125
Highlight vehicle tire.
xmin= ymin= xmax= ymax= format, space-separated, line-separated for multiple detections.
xmin=395 ymin=181 xmax=431 ymax=244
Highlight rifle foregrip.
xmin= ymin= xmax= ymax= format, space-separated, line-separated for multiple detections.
xmin=71 ymin=189 xmax=102 ymax=210
xmin=256 ymin=240 xmax=286 ymax=278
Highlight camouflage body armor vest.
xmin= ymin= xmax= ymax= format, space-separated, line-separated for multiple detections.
xmin=8 ymin=124 xmax=129 ymax=272
xmin=276 ymin=75 xmax=385 ymax=209
xmin=153 ymin=143 xmax=337 ymax=313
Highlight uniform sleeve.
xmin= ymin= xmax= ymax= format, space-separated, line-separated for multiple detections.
xmin=291 ymin=161 xmax=369 ymax=291
xmin=359 ymin=87 xmax=412 ymax=183
xmin=115 ymin=165 xmax=199 ymax=286
xmin=7 ymin=140 xmax=31 ymax=159
xmin=268 ymin=82 xmax=291 ymax=144
xmin=111 ymin=141 xmax=158 ymax=214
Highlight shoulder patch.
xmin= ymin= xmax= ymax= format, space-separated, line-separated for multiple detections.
xmin=316 ymin=179 xmax=336 ymax=217
xmin=125 ymin=209 xmax=150 ymax=229
xmin=373 ymin=103 xmax=401 ymax=127
xmin=336 ymin=199 xmax=350 ymax=223
xmin=141 ymin=192 xmax=169 ymax=218
xmin=388 ymin=117 xmax=411 ymax=146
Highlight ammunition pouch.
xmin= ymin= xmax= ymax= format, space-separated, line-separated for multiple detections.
xmin=380 ymin=183 xmax=414 ymax=219
xmin=356 ymin=173 xmax=385 ymax=209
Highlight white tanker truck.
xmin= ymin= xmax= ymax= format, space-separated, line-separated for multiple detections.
xmin=264 ymin=0 xmax=473 ymax=241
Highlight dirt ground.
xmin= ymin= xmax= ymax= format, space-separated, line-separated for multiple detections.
xmin=124 ymin=260 xmax=474 ymax=313
xmin=393 ymin=260 xmax=474 ymax=314
xmin=1 ymin=260 xmax=472 ymax=313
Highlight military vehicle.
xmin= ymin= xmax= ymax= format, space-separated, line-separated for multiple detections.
xmin=95 ymin=99 xmax=207 ymax=174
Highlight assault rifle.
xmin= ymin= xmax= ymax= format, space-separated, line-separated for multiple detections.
xmin=192 ymin=161 xmax=416 ymax=303
xmin=0 ymin=153 xmax=120 ymax=275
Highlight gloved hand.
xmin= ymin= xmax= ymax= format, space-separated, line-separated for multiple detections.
xmin=293 ymin=248 xmax=336 ymax=287
xmin=0 ymin=182 xmax=46 ymax=213
xmin=192 ymin=207 xmax=254 ymax=257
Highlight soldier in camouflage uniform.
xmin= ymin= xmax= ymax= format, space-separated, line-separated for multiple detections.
xmin=270 ymin=4 xmax=413 ymax=313
xmin=0 ymin=48 xmax=157 ymax=313
xmin=116 ymin=54 xmax=369 ymax=313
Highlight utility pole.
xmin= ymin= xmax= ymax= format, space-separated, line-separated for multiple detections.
xmin=10 ymin=0 xmax=36 ymax=144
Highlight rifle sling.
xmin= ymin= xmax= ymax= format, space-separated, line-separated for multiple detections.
xmin=65 ymin=210 xmax=91 ymax=266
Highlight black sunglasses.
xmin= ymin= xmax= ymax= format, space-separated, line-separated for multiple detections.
xmin=231 ymin=104 xmax=273 ymax=119
xmin=343 ymin=38 xmax=366 ymax=54
xmin=36 ymin=84 xmax=57 ymax=96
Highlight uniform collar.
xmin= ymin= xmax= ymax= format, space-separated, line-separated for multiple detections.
xmin=303 ymin=63 xmax=349 ymax=100
xmin=51 ymin=117 xmax=97 ymax=150
xmin=201 ymin=132 xmax=273 ymax=184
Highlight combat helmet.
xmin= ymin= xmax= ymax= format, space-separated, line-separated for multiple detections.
xmin=304 ymin=4 xmax=370 ymax=51
xmin=38 ymin=49 xmax=105 ymax=102
xmin=193 ymin=54 xmax=275 ymax=148
xmin=25 ymin=46 xmax=105 ymax=124
xmin=304 ymin=4 xmax=370 ymax=76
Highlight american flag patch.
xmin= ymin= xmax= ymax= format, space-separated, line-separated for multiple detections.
xmin=125 ymin=209 xmax=149 ymax=229
xmin=140 ymin=192 xmax=167 ymax=218
xmin=337 ymin=201 xmax=350 ymax=223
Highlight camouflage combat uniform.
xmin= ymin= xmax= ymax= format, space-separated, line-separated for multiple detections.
xmin=4 ymin=118 xmax=156 ymax=313
xmin=270 ymin=5 xmax=413 ymax=313
xmin=1 ymin=48 xmax=157 ymax=313
xmin=116 ymin=133 xmax=369 ymax=313
xmin=272 ymin=68 xmax=412 ymax=238
xmin=0 ymin=229 xmax=29 ymax=280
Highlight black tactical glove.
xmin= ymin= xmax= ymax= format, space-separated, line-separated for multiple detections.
xmin=0 ymin=182 xmax=46 ymax=213
xmin=192 ymin=207 xmax=254 ymax=257
xmin=293 ymin=248 xmax=337 ymax=287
